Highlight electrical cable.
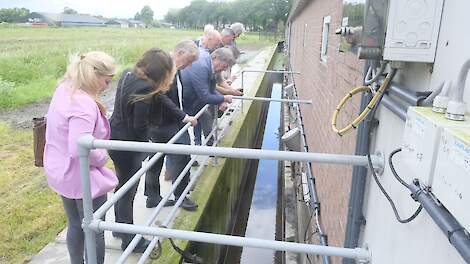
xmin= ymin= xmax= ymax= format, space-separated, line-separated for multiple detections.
xmin=388 ymin=148 xmax=410 ymax=189
xmin=367 ymin=154 xmax=423 ymax=223
xmin=364 ymin=61 xmax=387 ymax=85
xmin=331 ymin=69 xmax=395 ymax=136
xmin=168 ymin=237 xmax=204 ymax=264
xmin=158 ymin=224 xmax=204 ymax=264
xmin=364 ymin=82 xmax=423 ymax=224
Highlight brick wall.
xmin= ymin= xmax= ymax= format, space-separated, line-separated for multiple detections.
xmin=288 ymin=1 xmax=364 ymax=263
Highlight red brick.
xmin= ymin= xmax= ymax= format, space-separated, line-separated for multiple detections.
xmin=288 ymin=0 xmax=364 ymax=262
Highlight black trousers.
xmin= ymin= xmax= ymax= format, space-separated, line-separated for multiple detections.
xmin=147 ymin=123 xmax=190 ymax=198
xmin=108 ymin=149 xmax=148 ymax=228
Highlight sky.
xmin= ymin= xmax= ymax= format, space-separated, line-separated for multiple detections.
xmin=0 ymin=0 xmax=194 ymax=19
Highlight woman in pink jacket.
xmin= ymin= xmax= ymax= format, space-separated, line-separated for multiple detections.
xmin=44 ymin=51 xmax=118 ymax=264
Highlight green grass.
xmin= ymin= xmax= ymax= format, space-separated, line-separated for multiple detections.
xmin=0 ymin=122 xmax=66 ymax=264
xmin=0 ymin=27 xmax=272 ymax=109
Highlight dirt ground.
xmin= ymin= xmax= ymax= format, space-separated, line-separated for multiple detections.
xmin=0 ymin=44 xmax=264 ymax=129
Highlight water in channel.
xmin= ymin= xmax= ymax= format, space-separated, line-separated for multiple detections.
xmin=239 ymin=84 xmax=282 ymax=263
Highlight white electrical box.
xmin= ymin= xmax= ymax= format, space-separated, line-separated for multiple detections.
xmin=401 ymin=107 xmax=470 ymax=186
xmin=383 ymin=0 xmax=444 ymax=63
xmin=432 ymin=128 xmax=470 ymax=230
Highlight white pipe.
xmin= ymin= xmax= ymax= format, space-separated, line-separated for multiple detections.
xmin=80 ymin=136 xmax=383 ymax=169
xmin=242 ymin=69 xmax=301 ymax=74
xmin=94 ymin=221 xmax=371 ymax=262
xmin=456 ymin=58 xmax=470 ymax=101
xmin=232 ymin=95 xmax=312 ymax=104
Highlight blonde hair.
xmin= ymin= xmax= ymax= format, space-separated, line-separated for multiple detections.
xmin=204 ymin=24 xmax=215 ymax=35
xmin=62 ymin=51 xmax=116 ymax=113
xmin=230 ymin=22 xmax=245 ymax=36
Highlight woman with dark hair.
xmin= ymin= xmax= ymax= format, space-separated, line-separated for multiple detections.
xmin=108 ymin=48 xmax=194 ymax=252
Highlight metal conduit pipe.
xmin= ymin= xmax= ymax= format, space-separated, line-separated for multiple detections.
xmin=343 ymin=91 xmax=373 ymax=264
xmin=381 ymin=95 xmax=407 ymax=121
xmin=386 ymin=82 xmax=429 ymax=106
xmin=409 ymin=180 xmax=470 ymax=263
xmin=455 ymin=58 xmax=470 ymax=101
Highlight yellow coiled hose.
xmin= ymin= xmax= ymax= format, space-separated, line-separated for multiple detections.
xmin=331 ymin=71 xmax=394 ymax=136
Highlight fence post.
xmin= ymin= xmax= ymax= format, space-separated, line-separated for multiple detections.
xmin=78 ymin=136 xmax=98 ymax=264
xmin=213 ymin=106 xmax=219 ymax=165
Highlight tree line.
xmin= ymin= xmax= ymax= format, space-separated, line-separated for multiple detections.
xmin=0 ymin=8 xmax=30 ymax=23
xmin=164 ymin=0 xmax=292 ymax=32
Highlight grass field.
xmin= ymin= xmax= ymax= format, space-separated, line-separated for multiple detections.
xmin=0 ymin=26 xmax=271 ymax=109
xmin=0 ymin=26 xmax=272 ymax=263
xmin=0 ymin=123 xmax=66 ymax=264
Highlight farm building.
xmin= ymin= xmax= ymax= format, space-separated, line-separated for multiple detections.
xmin=127 ymin=19 xmax=146 ymax=28
xmin=104 ymin=19 xmax=129 ymax=28
xmin=28 ymin=12 xmax=105 ymax=27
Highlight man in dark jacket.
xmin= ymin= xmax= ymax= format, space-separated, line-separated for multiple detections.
xmin=181 ymin=47 xmax=234 ymax=146
xmin=146 ymin=40 xmax=200 ymax=211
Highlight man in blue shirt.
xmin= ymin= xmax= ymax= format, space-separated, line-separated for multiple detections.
xmin=181 ymin=47 xmax=234 ymax=146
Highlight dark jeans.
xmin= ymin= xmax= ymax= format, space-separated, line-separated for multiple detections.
xmin=108 ymin=150 xmax=147 ymax=228
xmin=61 ymin=194 xmax=107 ymax=264
xmin=148 ymin=123 xmax=190 ymax=198
xmin=194 ymin=108 xmax=214 ymax=146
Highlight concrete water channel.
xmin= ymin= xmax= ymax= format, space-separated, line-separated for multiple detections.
xmin=30 ymin=44 xmax=287 ymax=263
xmin=223 ymin=84 xmax=283 ymax=264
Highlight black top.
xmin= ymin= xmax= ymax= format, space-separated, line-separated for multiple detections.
xmin=149 ymin=71 xmax=186 ymax=128
xmin=109 ymin=70 xmax=186 ymax=142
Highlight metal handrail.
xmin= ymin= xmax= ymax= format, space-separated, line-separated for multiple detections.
xmin=83 ymin=139 xmax=383 ymax=169
xmin=77 ymin=128 xmax=378 ymax=264
xmin=92 ymin=104 xmax=209 ymax=219
xmin=77 ymin=83 xmax=377 ymax=264
xmin=117 ymin=124 xmax=220 ymax=263
xmin=138 ymin=135 xmax=217 ymax=263
xmin=93 ymin=221 xmax=371 ymax=262
xmin=233 ymin=95 xmax=312 ymax=104
xmin=240 ymin=69 xmax=301 ymax=110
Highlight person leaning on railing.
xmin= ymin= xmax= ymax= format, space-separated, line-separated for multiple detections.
xmin=107 ymin=48 xmax=194 ymax=253
xmin=147 ymin=40 xmax=200 ymax=211
xmin=215 ymin=28 xmax=243 ymax=97
xmin=43 ymin=51 xmax=118 ymax=264
xmin=181 ymin=47 xmax=234 ymax=147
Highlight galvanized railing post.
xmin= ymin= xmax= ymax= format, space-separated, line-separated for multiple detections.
xmin=240 ymin=70 xmax=301 ymax=113
xmin=77 ymin=135 xmax=97 ymax=264
xmin=213 ymin=105 xmax=219 ymax=165
xmin=241 ymin=71 xmax=245 ymax=113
